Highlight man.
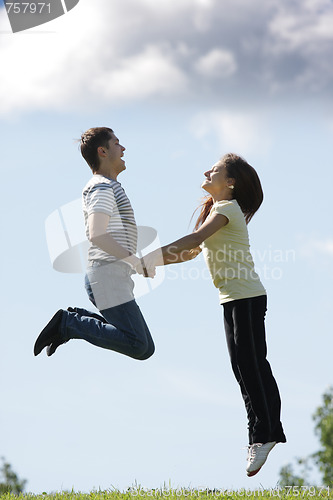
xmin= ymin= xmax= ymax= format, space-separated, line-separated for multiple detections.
xmin=34 ymin=127 xmax=155 ymax=360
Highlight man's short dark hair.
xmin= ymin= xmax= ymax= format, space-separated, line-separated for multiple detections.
xmin=80 ymin=127 xmax=114 ymax=172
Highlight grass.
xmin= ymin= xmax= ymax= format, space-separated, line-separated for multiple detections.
xmin=1 ymin=485 xmax=333 ymax=500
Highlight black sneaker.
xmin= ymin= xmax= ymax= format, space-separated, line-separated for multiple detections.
xmin=34 ymin=309 xmax=64 ymax=356
xmin=46 ymin=338 xmax=68 ymax=357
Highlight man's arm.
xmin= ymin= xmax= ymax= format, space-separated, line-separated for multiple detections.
xmin=88 ymin=212 xmax=149 ymax=273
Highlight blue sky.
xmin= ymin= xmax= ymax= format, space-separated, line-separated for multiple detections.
xmin=0 ymin=0 xmax=333 ymax=494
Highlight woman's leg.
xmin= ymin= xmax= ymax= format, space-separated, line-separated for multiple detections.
xmin=224 ymin=304 xmax=256 ymax=443
xmin=223 ymin=296 xmax=286 ymax=444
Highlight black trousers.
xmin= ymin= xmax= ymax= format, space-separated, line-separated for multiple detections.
xmin=223 ymin=295 xmax=286 ymax=445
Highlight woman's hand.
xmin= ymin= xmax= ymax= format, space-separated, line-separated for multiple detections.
xmin=134 ymin=255 xmax=156 ymax=278
xmin=140 ymin=250 xmax=161 ymax=277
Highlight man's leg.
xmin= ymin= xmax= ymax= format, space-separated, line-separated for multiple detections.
xmin=35 ymin=264 xmax=154 ymax=359
xmin=67 ymin=306 xmax=108 ymax=324
xmin=62 ymin=299 xmax=155 ymax=359
xmin=35 ymin=300 xmax=155 ymax=359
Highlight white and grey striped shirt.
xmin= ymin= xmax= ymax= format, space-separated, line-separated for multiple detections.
xmin=82 ymin=174 xmax=137 ymax=264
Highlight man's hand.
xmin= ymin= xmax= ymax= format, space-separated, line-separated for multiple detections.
xmin=135 ymin=257 xmax=156 ymax=278
xmin=140 ymin=252 xmax=160 ymax=277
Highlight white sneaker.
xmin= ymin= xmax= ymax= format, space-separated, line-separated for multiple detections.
xmin=246 ymin=441 xmax=276 ymax=477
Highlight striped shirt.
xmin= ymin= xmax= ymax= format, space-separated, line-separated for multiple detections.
xmin=82 ymin=174 xmax=138 ymax=264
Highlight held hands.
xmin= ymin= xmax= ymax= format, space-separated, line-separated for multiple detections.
xmin=124 ymin=250 xmax=162 ymax=278
xmin=122 ymin=254 xmax=155 ymax=278
xmin=135 ymin=257 xmax=156 ymax=278
xmin=139 ymin=249 xmax=163 ymax=278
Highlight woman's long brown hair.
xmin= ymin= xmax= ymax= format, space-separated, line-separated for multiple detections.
xmin=194 ymin=153 xmax=263 ymax=230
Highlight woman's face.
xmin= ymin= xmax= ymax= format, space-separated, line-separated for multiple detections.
xmin=202 ymin=161 xmax=231 ymax=195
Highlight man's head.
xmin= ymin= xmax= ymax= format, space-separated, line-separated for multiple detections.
xmin=80 ymin=127 xmax=126 ymax=177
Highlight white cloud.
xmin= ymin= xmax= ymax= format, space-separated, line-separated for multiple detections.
xmin=93 ymin=45 xmax=188 ymax=100
xmin=0 ymin=1 xmax=107 ymax=114
xmin=195 ymin=48 xmax=237 ymax=79
xmin=1 ymin=0 xmax=333 ymax=115
xmin=191 ymin=110 xmax=271 ymax=157
xmin=265 ymin=0 xmax=333 ymax=92
xmin=269 ymin=0 xmax=333 ymax=52
xmin=300 ymin=238 xmax=333 ymax=258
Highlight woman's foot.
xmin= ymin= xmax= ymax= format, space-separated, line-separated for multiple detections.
xmin=246 ymin=441 xmax=276 ymax=477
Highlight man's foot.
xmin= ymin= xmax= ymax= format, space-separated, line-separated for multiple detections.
xmin=46 ymin=338 xmax=68 ymax=357
xmin=246 ymin=441 xmax=276 ymax=477
xmin=34 ymin=310 xmax=64 ymax=356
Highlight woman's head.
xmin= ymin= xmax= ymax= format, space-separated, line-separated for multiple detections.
xmin=195 ymin=153 xmax=263 ymax=228
xmin=220 ymin=153 xmax=263 ymax=223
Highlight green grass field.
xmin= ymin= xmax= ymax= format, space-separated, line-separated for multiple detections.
xmin=1 ymin=486 xmax=333 ymax=500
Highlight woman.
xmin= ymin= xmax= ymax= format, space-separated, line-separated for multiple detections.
xmin=145 ymin=153 xmax=286 ymax=477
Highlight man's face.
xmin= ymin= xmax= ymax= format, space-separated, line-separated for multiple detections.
xmin=104 ymin=133 xmax=126 ymax=172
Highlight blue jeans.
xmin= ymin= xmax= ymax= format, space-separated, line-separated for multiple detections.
xmin=59 ymin=262 xmax=155 ymax=360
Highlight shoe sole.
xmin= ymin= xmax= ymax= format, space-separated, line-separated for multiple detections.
xmin=247 ymin=468 xmax=261 ymax=477
xmin=46 ymin=338 xmax=68 ymax=357
xmin=46 ymin=343 xmax=58 ymax=357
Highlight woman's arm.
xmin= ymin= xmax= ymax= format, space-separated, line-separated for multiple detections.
xmin=143 ymin=212 xmax=228 ymax=267
xmin=162 ymin=246 xmax=202 ymax=265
